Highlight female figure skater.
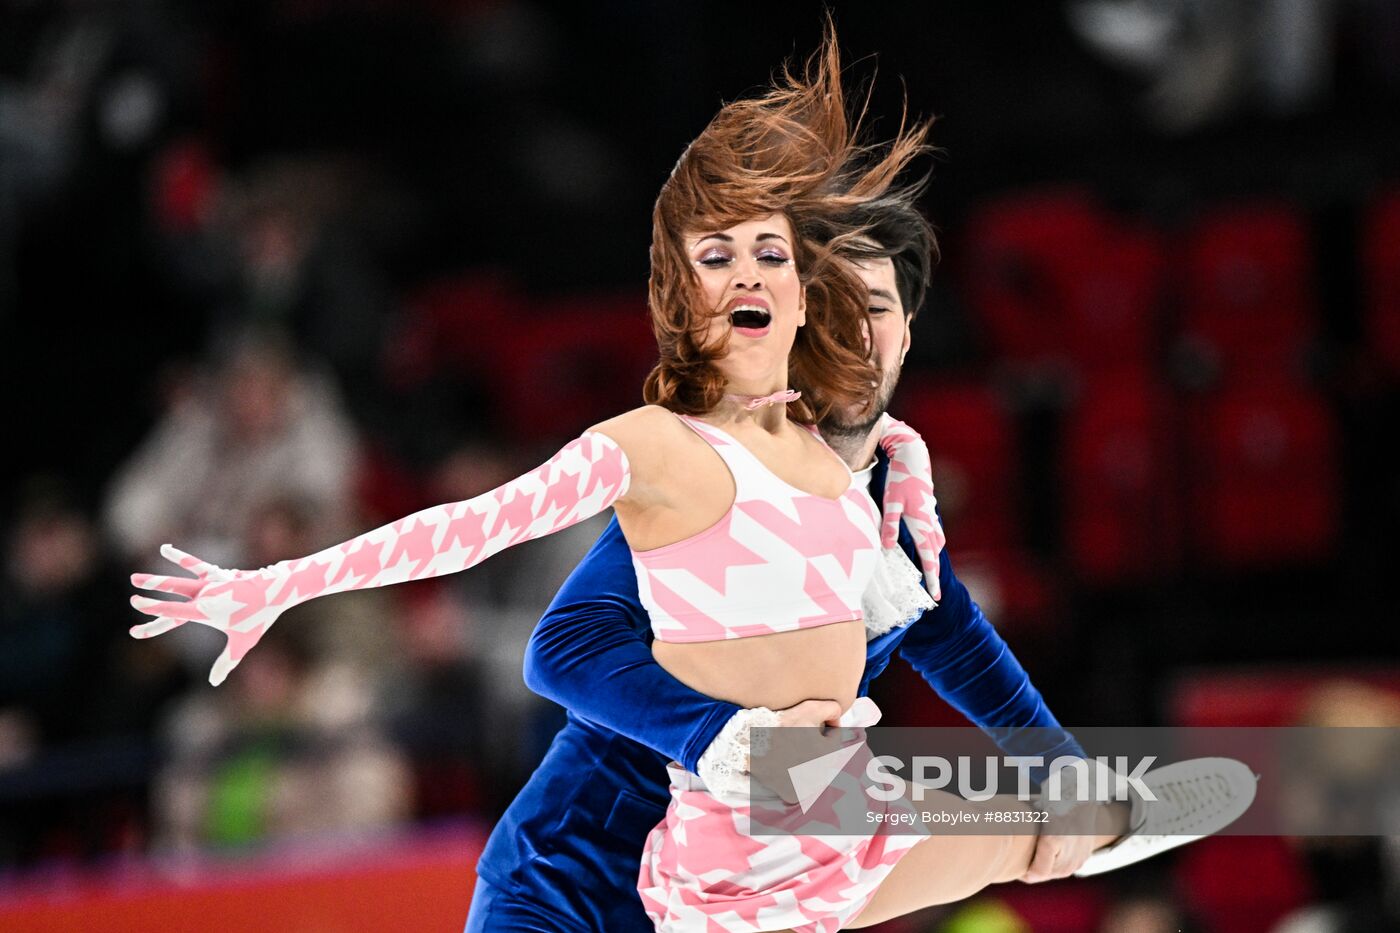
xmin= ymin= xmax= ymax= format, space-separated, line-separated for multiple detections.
xmin=129 ymin=27 xmax=1255 ymax=933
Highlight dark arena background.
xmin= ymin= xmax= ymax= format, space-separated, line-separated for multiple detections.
xmin=2 ymin=1 xmax=1399 ymax=930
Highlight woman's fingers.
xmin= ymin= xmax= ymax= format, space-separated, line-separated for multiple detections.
xmin=129 ymin=593 xmax=205 ymax=622
xmin=160 ymin=543 xmax=217 ymax=577
xmin=132 ymin=546 xmax=262 ymax=687
xmin=130 ymin=572 xmax=202 ymax=598
xmin=209 ymin=643 xmax=240 ymax=687
xmin=129 ymin=616 xmax=185 ymax=639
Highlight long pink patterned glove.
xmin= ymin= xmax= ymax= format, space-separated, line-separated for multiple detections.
xmin=876 ymin=413 xmax=946 ymax=604
xmin=129 ymin=432 xmax=631 ymax=686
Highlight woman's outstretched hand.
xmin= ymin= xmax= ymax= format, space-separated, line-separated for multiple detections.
xmin=875 ymin=414 xmax=946 ymax=604
xmin=128 ymin=544 xmax=295 ymax=687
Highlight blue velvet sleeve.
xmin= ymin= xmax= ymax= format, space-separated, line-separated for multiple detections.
xmin=522 ymin=514 xmax=742 ymax=774
xmin=895 ymin=544 xmax=1087 ymax=778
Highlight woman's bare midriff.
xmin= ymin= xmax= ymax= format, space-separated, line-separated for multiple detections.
xmin=652 ymin=618 xmax=867 ymax=713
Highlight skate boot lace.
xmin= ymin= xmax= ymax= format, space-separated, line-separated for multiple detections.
xmin=1143 ymin=771 xmax=1238 ymax=835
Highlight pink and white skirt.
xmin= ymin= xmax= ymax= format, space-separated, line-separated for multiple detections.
xmin=636 ymin=702 xmax=924 ymax=933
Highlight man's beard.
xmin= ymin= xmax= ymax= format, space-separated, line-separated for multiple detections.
xmin=822 ymin=365 xmax=900 ymax=442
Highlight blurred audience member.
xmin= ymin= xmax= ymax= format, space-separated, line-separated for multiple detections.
xmin=151 ymin=625 xmax=412 ymax=856
xmin=1097 ymin=870 xmax=1205 ymax=933
xmin=382 ymin=586 xmax=490 ymax=817
xmin=0 ymin=478 xmax=113 ymax=747
xmin=186 ymin=155 xmax=400 ymax=429
xmin=1099 ymin=893 xmax=1203 ymax=933
xmin=142 ymin=144 xmax=407 ymax=429
xmin=1272 ymin=681 xmax=1400 ymax=933
xmin=101 ymin=327 xmax=360 ymax=571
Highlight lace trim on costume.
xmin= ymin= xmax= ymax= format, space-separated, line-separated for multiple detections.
xmin=862 ymin=545 xmax=935 ymax=640
xmin=696 ymin=706 xmax=782 ymax=801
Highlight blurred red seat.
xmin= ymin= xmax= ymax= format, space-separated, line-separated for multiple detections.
xmin=962 ymin=188 xmax=1110 ymax=373
xmin=1060 ymin=225 xmax=1166 ymax=378
xmin=1185 ymin=382 xmax=1339 ymax=568
xmin=386 ymin=273 xmax=520 ymax=392
xmin=944 ymin=546 xmax=1065 ymax=636
xmin=494 ymin=291 xmax=656 ymax=443
xmin=1179 ymin=202 xmax=1316 ymax=379
xmin=962 ymin=188 xmax=1164 ymax=379
xmin=1061 ymin=374 xmax=1178 ymax=585
xmin=897 ymin=381 xmax=1018 ymax=552
xmin=996 ymin=882 xmax=1107 ymax=933
xmin=1176 ymin=836 xmax=1311 ymax=933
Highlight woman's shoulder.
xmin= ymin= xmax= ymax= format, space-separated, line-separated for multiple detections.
xmin=588 ymin=404 xmax=683 ymax=442
xmin=587 ymin=405 xmax=692 ymax=473
xmin=585 ymin=405 xmax=699 ymax=508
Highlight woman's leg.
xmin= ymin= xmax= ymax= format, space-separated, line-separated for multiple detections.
xmin=844 ymin=791 xmax=1129 ymax=929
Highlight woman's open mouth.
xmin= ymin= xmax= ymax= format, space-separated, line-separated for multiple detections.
xmin=729 ymin=305 xmax=772 ymax=337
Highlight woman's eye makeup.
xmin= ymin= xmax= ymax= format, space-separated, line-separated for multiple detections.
xmin=695 ymin=249 xmax=791 ymax=267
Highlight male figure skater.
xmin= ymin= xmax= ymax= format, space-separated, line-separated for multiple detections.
xmin=465 ymin=202 xmax=1087 ymax=932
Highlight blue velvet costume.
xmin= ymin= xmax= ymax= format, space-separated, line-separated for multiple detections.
xmin=465 ymin=448 xmax=1085 ymax=932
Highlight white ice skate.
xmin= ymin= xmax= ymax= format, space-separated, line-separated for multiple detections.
xmin=1073 ymin=756 xmax=1258 ymax=877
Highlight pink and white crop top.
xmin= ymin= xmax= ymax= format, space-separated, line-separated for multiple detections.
xmin=631 ymin=414 xmax=882 ymax=643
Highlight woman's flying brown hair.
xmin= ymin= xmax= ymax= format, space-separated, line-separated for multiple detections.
xmin=643 ymin=17 xmax=933 ymax=423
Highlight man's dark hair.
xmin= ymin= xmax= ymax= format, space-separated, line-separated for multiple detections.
xmin=842 ymin=196 xmax=938 ymax=321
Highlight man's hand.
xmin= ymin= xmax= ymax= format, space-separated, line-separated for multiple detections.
xmin=876 ymin=414 xmax=946 ymax=603
xmin=1020 ymin=803 xmax=1099 ymax=882
xmin=749 ymin=699 xmax=849 ymax=805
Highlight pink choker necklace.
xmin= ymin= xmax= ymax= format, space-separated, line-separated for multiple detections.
xmin=724 ymin=388 xmax=802 ymax=410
